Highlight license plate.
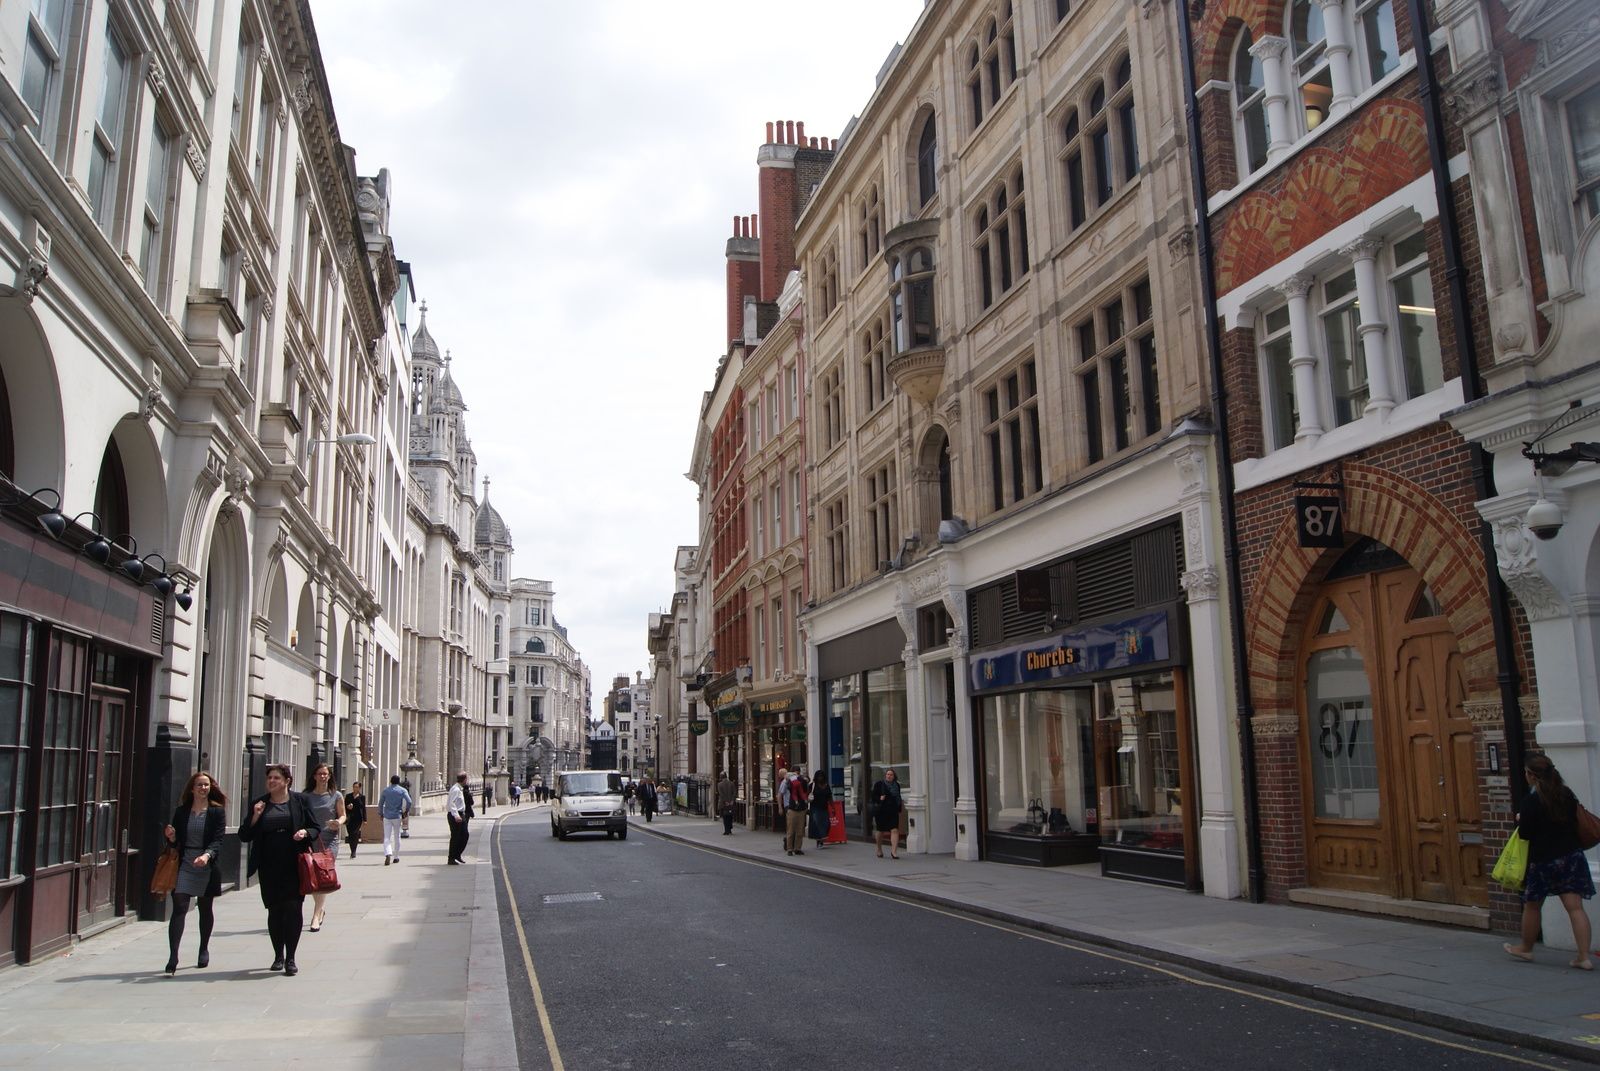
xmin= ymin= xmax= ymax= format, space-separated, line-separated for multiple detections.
xmin=586 ymin=820 xmax=606 ymax=827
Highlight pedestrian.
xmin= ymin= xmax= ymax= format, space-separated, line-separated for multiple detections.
xmin=808 ymin=771 xmax=833 ymax=850
xmin=510 ymin=782 xmax=521 ymax=806
xmin=343 ymin=781 xmax=367 ymax=859
xmin=780 ymin=768 xmax=809 ymax=856
xmin=1504 ymin=754 xmax=1595 ymax=969
xmin=237 ymin=763 xmax=321 ymax=975
xmin=161 ymin=770 xmax=226 ymax=975
xmin=400 ymin=776 xmax=413 ymax=838
xmin=871 ymin=767 xmax=903 ymax=859
xmin=303 ymin=763 xmax=344 ymax=932
xmin=625 ymin=779 xmax=637 ymax=815
xmin=378 ymin=774 xmax=412 ymax=865
xmin=447 ymin=772 xmax=471 ymax=864
xmin=639 ymin=777 xmax=657 ymax=822
xmin=717 ymin=772 xmax=737 ymax=835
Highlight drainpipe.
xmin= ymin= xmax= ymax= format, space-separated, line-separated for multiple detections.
xmin=1176 ymin=0 xmax=1266 ymax=902
xmin=1407 ymin=0 xmax=1526 ymax=778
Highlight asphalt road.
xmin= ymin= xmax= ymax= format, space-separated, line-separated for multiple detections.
xmin=491 ymin=808 xmax=1579 ymax=1071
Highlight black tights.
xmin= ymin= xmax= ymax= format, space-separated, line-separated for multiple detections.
xmin=168 ymin=893 xmax=214 ymax=961
xmin=265 ymin=899 xmax=304 ymax=962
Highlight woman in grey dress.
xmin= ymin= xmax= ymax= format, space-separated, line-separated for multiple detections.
xmin=162 ymin=771 xmax=227 ymax=975
xmin=304 ymin=763 xmax=344 ymax=932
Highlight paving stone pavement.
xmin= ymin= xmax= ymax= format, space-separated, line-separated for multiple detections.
xmin=634 ymin=811 xmax=1600 ymax=1065
xmin=0 ymin=807 xmax=522 ymax=1070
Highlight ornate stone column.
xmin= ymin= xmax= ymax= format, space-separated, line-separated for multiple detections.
xmin=1280 ymin=273 xmax=1325 ymax=443
xmin=895 ymin=587 xmax=927 ymax=854
xmin=1341 ymin=237 xmax=1396 ymax=417
xmin=1252 ymin=36 xmax=1294 ymax=161
xmin=1316 ymin=0 xmax=1357 ymax=116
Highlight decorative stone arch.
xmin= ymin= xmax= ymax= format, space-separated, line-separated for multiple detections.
xmin=904 ymin=101 xmax=940 ymax=213
xmin=103 ymin=417 xmax=167 ymax=550
xmin=1195 ymin=0 xmax=1286 ymax=83
xmin=193 ymin=506 xmax=252 ymax=810
xmin=1245 ymin=464 xmax=1497 ymax=726
xmin=0 ymin=298 xmax=65 ymax=489
xmin=911 ymin=423 xmax=953 ymax=542
xmin=294 ymin=581 xmax=317 ymax=656
xmin=264 ymin=560 xmax=290 ymax=644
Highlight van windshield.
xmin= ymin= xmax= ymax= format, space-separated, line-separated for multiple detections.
xmin=561 ymin=772 xmax=623 ymax=797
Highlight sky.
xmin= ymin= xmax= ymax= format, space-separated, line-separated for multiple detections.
xmin=312 ymin=1 xmax=927 ymax=689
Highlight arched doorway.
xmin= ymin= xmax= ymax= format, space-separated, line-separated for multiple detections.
xmin=1299 ymin=540 xmax=1484 ymax=907
xmin=195 ymin=511 xmax=249 ymax=814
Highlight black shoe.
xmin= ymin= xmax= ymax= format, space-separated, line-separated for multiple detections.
xmin=384 ymin=857 xmax=391 ymax=866
xmin=283 ymin=960 xmax=299 ymax=976
xmin=447 ymin=859 xmax=461 ymax=865
xmin=197 ymin=948 xmax=210 ymax=969
xmin=795 ymin=850 xmax=805 ymax=855
xmin=270 ymin=957 xmax=284 ymax=972
xmin=164 ymin=957 xmax=177 ymax=976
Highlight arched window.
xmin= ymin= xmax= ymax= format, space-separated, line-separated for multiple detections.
xmin=1234 ymin=29 xmax=1271 ymax=175
xmin=94 ymin=439 xmax=130 ymax=541
xmin=916 ymin=113 xmax=938 ymax=208
xmin=890 ymin=247 xmax=937 ymax=352
xmin=974 ymin=167 xmax=1028 ymax=310
xmin=1061 ymin=108 xmax=1085 ymax=229
xmin=966 ymin=5 xmax=1017 ymax=130
xmin=1060 ymin=55 xmax=1138 ymax=235
xmin=494 ymin=614 xmax=503 ymax=659
xmin=857 ymin=184 xmax=882 ymax=269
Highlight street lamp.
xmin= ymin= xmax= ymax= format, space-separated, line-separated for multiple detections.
xmin=310 ymin=432 xmax=378 ymax=449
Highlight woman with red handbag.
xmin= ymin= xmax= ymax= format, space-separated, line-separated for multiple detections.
xmin=238 ymin=763 xmax=321 ymax=976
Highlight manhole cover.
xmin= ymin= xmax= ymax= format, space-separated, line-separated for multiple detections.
xmin=542 ymin=892 xmax=604 ymax=905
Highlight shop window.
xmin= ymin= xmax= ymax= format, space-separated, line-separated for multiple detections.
xmin=0 ymin=615 xmax=30 ymax=880
xmin=1234 ymin=29 xmax=1272 ymax=176
xmin=982 ymin=690 xmax=1095 ymax=839
xmin=866 ymin=664 xmax=910 ymax=791
xmin=38 ymin=632 xmax=89 ymax=869
xmin=1305 ymin=646 xmax=1379 ymax=819
xmin=1092 ymin=670 xmax=1184 ymax=852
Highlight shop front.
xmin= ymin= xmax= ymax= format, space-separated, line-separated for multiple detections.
xmin=0 ymin=505 xmax=162 ymax=965
xmin=964 ymin=524 xmax=1199 ymax=888
xmin=749 ymin=693 xmax=806 ymax=831
xmin=818 ymin=620 xmax=909 ymax=842
xmin=707 ymin=679 xmax=747 ymax=827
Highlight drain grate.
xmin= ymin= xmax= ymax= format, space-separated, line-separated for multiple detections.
xmin=542 ymin=892 xmax=604 ymax=905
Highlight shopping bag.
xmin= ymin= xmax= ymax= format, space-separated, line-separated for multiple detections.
xmin=149 ymin=847 xmax=180 ymax=896
xmin=1491 ymin=831 xmax=1530 ymax=891
xmin=297 ymin=848 xmax=341 ymax=894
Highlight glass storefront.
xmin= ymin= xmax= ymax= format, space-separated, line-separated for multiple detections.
xmin=981 ymin=689 xmax=1094 ymax=839
xmin=824 ymin=662 xmax=908 ymax=837
xmin=1092 ymin=670 xmax=1184 ymax=854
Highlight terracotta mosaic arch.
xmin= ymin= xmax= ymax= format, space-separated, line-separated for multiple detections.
xmin=1245 ymin=463 xmax=1497 ymax=723
xmin=1195 ymin=0 xmax=1286 ymax=82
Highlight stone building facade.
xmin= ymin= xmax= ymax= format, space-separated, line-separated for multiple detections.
xmin=509 ymin=577 xmax=592 ymax=785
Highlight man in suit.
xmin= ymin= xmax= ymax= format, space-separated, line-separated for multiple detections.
xmin=447 ymin=772 xmax=472 ymax=864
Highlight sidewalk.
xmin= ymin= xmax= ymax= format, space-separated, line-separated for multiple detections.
xmin=0 ymin=808 xmax=524 ymax=1070
xmin=635 ymin=811 xmax=1600 ymax=1064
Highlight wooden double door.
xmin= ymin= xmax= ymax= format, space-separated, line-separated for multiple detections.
xmin=1301 ymin=565 xmax=1486 ymax=907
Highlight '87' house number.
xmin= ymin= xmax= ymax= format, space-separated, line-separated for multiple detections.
xmin=1295 ymin=495 xmax=1345 ymax=549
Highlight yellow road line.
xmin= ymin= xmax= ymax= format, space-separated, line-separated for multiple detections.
xmin=494 ymin=812 xmax=564 ymax=1071
xmin=647 ymin=828 xmax=1563 ymax=1070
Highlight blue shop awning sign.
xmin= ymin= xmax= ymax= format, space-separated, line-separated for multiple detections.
xmin=969 ymin=610 xmax=1172 ymax=693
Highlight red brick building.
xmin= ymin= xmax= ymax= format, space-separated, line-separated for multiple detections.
xmin=1185 ymin=0 xmax=1533 ymax=927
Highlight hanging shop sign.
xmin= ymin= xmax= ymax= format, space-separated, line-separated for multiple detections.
xmin=690 ymin=719 xmax=710 ymax=736
xmin=970 ymin=610 xmax=1172 ymax=693
xmin=792 ymin=725 xmax=808 ymax=743
xmin=716 ymin=705 xmax=745 ymax=729
xmin=1014 ymin=567 xmax=1052 ymax=613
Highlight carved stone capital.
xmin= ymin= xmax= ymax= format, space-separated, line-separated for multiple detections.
xmin=1276 ymin=272 xmax=1313 ymax=299
xmin=146 ymin=59 xmax=167 ymax=98
xmin=1442 ymin=66 xmax=1502 ymax=125
xmin=1181 ymin=566 xmax=1221 ymax=603
xmin=1250 ymin=35 xmax=1290 ymax=61
xmin=1338 ymin=236 xmax=1382 ymax=261
xmin=1167 ymin=226 xmax=1195 ymax=264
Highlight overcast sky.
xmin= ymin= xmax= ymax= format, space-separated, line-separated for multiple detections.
xmin=312 ymin=2 xmax=926 ymax=691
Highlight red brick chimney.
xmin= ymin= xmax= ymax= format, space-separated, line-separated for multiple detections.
xmin=725 ymin=214 xmax=760 ymax=347
xmin=757 ymin=119 xmax=800 ymax=303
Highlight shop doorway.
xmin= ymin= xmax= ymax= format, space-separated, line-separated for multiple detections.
xmin=76 ymin=683 xmax=130 ymax=931
xmin=1301 ymin=560 xmax=1485 ymax=907
xmin=922 ymin=661 xmax=956 ymax=854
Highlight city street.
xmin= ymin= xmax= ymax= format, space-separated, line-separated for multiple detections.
xmin=493 ymin=808 xmax=1576 ymax=1071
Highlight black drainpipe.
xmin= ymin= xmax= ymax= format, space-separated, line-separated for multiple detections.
xmin=1176 ymin=0 xmax=1266 ymax=903
xmin=1408 ymin=0 xmax=1526 ymax=779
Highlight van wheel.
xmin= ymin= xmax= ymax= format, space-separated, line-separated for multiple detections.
xmin=619 ymin=827 xmax=628 ymax=840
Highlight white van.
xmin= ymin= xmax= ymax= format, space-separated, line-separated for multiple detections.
xmin=551 ymin=769 xmax=628 ymax=840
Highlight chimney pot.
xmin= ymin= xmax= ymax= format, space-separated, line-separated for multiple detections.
xmin=796 ymin=121 xmax=806 ymax=143
xmin=751 ymin=213 xmax=758 ymax=237
xmin=785 ymin=120 xmax=795 ymax=145
xmin=766 ymin=121 xmax=774 ymax=144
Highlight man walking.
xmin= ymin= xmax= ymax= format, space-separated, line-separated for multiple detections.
xmin=717 ymin=772 xmax=737 ymax=835
xmin=447 ymin=772 xmax=471 ymax=864
xmin=378 ymin=774 xmax=413 ymax=866
xmin=779 ymin=768 xmax=808 ymax=856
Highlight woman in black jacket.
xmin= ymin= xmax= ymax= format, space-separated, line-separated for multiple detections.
xmin=808 ymin=772 xmax=833 ymax=849
xmin=237 ymin=763 xmax=321 ymax=975
xmin=162 ymin=771 xmax=227 ymax=975
xmin=343 ymin=781 xmax=368 ymax=859
xmin=1505 ymin=754 xmax=1594 ymax=969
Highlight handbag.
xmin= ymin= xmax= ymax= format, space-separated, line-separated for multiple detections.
xmin=297 ymin=847 xmax=341 ymax=895
xmin=1577 ymin=804 xmax=1600 ymax=852
xmin=149 ymin=847 xmax=180 ymax=896
xmin=1491 ymin=831 xmax=1530 ymax=892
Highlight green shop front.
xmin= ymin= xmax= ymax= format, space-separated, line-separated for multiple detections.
xmin=708 ymin=679 xmax=747 ymax=827
xmin=966 ymin=522 xmax=1199 ymax=888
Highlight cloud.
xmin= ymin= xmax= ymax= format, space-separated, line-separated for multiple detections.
xmin=313 ymin=0 xmax=926 ymax=684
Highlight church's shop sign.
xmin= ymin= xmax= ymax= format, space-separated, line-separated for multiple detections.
xmin=970 ymin=611 xmax=1172 ymax=694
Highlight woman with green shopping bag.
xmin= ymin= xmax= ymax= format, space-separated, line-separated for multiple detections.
xmin=1503 ymin=754 xmax=1595 ymax=970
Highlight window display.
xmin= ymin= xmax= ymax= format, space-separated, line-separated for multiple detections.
xmin=981 ymin=689 xmax=1094 ymax=838
xmin=1092 ymin=670 xmax=1184 ymax=854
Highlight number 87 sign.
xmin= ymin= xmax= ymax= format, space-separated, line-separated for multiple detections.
xmin=1295 ymin=494 xmax=1345 ymax=548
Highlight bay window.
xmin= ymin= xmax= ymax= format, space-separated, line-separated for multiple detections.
xmin=889 ymin=246 xmax=936 ymax=352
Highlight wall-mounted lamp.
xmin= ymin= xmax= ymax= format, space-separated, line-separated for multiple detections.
xmin=175 ymin=583 xmax=194 ymax=612
xmin=111 ymin=535 xmax=142 ymax=581
xmin=1521 ymin=403 xmax=1600 ymax=540
xmin=309 ymin=432 xmax=377 ymax=449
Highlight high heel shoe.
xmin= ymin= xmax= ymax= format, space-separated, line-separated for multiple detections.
xmin=164 ymin=957 xmax=178 ymax=976
xmin=197 ymin=948 xmax=210 ymax=969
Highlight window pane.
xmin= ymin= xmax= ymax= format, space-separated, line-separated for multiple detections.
xmin=1394 ymin=264 xmax=1442 ymax=397
xmin=1138 ymin=334 xmax=1161 ymax=436
xmin=1264 ymin=333 xmax=1296 ymax=450
xmin=1361 ymin=0 xmax=1399 ymax=82
xmin=1082 ymin=368 xmax=1103 ymax=464
xmin=1110 ymin=352 xmax=1130 ymax=451
xmin=1092 ymin=672 xmax=1184 ymax=852
xmin=1243 ymin=100 xmax=1270 ymax=172
xmin=1306 ymin=647 xmax=1380 ymax=820
xmin=1572 ymin=83 xmax=1600 ymax=215
xmin=981 ymin=691 xmax=1095 ymax=839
